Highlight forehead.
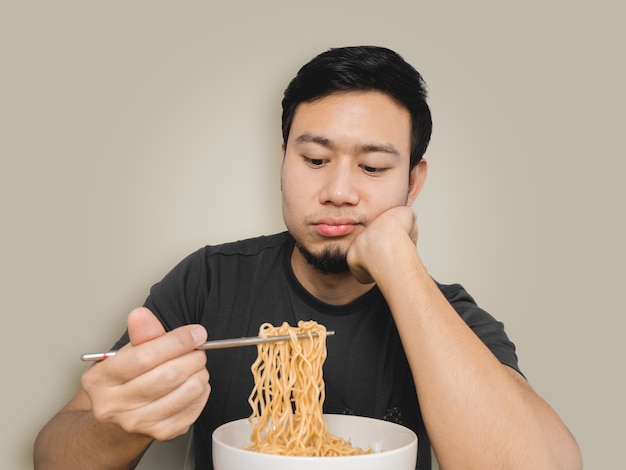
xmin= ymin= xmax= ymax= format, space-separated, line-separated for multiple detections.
xmin=289 ymin=91 xmax=412 ymax=156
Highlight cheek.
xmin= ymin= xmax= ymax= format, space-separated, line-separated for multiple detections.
xmin=281 ymin=163 xmax=314 ymax=204
xmin=368 ymin=182 xmax=410 ymax=209
xmin=280 ymin=172 xmax=305 ymax=221
xmin=280 ymin=172 xmax=297 ymax=205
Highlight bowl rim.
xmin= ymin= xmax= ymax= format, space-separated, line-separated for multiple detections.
xmin=212 ymin=413 xmax=418 ymax=461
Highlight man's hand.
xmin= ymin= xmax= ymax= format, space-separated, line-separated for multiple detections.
xmin=81 ymin=307 xmax=211 ymax=441
xmin=347 ymin=206 xmax=418 ymax=284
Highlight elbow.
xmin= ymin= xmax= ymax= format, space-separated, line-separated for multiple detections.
xmin=553 ymin=437 xmax=583 ymax=470
xmin=33 ymin=428 xmax=51 ymax=470
xmin=532 ymin=426 xmax=582 ymax=470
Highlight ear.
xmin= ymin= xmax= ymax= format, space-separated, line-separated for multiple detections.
xmin=406 ymin=159 xmax=428 ymax=206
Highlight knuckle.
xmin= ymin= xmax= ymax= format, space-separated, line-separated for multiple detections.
xmin=133 ymin=347 xmax=156 ymax=369
xmin=185 ymin=375 xmax=209 ymax=398
xmin=80 ymin=370 xmax=96 ymax=390
xmin=91 ymin=402 xmax=115 ymax=424
xmin=154 ymin=365 xmax=183 ymax=385
xmin=117 ymin=414 xmax=142 ymax=435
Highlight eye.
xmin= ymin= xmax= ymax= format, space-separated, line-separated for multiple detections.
xmin=362 ymin=165 xmax=388 ymax=175
xmin=303 ymin=156 xmax=325 ymax=167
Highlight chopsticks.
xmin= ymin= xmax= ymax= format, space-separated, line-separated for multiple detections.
xmin=80 ymin=330 xmax=335 ymax=361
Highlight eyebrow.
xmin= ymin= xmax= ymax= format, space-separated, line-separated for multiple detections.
xmin=294 ymin=132 xmax=400 ymax=157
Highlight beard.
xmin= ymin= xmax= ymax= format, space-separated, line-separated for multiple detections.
xmin=296 ymin=243 xmax=349 ymax=275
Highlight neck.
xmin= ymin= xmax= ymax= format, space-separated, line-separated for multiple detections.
xmin=290 ymin=248 xmax=374 ymax=305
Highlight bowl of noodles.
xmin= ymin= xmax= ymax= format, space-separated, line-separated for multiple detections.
xmin=212 ymin=321 xmax=417 ymax=469
xmin=212 ymin=413 xmax=418 ymax=469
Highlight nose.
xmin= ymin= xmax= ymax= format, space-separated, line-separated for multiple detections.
xmin=319 ymin=162 xmax=360 ymax=206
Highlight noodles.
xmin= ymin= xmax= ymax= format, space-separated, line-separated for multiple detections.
xmin=245 ymin=320 xmax=372 ymax=456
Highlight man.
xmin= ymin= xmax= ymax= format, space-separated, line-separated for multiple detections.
xmin=34 ymin=46 xmax=581 ymax=469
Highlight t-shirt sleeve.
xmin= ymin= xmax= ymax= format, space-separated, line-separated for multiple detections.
xmin=438 ymin=282 xmax=522 ymax=376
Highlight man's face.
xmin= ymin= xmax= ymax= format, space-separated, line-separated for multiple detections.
xmin=281 ymin=91 xmax=422 ymax=274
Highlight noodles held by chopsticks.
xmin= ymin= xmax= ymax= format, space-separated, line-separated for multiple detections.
xmin=245 ymin=321 xmax=372 ymax=456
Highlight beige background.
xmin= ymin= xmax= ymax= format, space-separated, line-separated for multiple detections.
xmin=2 ymin=1 xmax=624 ymax=468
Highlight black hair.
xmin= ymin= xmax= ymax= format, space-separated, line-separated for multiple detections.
xmin=281 ymin=46 xmax=432 ymax=169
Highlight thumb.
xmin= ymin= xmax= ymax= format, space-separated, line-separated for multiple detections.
xmin=127 ymin=307 xmax=166 ymax=346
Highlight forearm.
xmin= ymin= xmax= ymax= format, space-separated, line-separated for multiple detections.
xmin=34 ymin=408 xmax=152 ymax=470
xmin=374 ymin=238 xmax=581 ymax=469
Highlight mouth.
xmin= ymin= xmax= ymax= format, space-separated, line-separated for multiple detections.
xmin=312 ymin=218 xmax=361 ymax=237
xmin=315 ymin=223 xmax=356 ymax=237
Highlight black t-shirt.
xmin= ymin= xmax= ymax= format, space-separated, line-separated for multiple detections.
xmin=113 ymin=232 xmax=520 ymax=470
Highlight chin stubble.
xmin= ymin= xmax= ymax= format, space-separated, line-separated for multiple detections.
xmin=296 ymin=243 xmax=350 ymax=275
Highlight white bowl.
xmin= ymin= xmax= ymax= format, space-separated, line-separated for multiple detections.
xmin=212 ymin=414 xmax=418 ymax=469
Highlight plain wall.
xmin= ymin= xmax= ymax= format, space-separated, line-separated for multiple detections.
xmin=2 ymin=1 xmax=624 ymax=468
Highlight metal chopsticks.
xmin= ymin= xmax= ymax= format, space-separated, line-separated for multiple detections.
xmin=81 ymin=330 xmax=335 ymax=362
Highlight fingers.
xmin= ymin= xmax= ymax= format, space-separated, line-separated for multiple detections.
xmin=115 ymin=350 xmax=208 ymax=407
xmin=85 ymin=322 xmax=207 ymax=383
xmin=128 ymin=307 xmax=167 ymax=346
xmin=88 ymin=356 xmax=211 ymax=440
xmin=81 ymin=308 xmax=211 ymax=440
xmin=110 ymin=311 xmax=207 ymax=381
xmin=408 ymin=213 xmax=418 ymax=243
xmin=347 ymin=206 xmax=418 ymax=283
xmin=114 ymin=368 xmax=211 ymax=441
